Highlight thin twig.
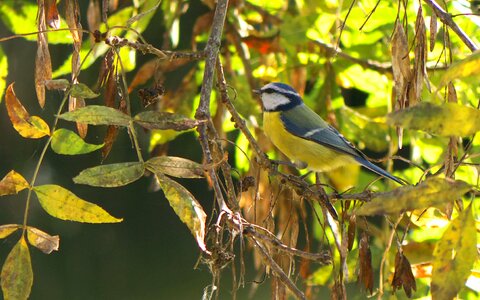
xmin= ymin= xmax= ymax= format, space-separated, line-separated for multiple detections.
xmin=423 ymin=0 xmax=478 ymax=52
xmin=244 ymin=225 xmax=331 ymax=264
xmin=248 ymin=236 xmax=306 ymax=300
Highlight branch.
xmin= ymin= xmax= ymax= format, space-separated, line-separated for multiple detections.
xmin=423 ymin=0 xmax=478 ymax=52
xmin=194 ymin=0 xmax=230 ymax=211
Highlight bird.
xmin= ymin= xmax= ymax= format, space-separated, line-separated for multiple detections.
xmin=254 ymin=82 xmax=404 ymax=185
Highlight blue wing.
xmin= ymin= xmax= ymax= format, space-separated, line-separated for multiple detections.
xmin=280 ymin=105 xmax=404 ymax=185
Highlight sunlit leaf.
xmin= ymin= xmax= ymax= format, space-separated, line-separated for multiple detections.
xmin=0 ymin=224 xmax=21 ymax=239
xmin=26 ymin=226 xmax=59 ymax=254
xmin=438 ymin=50 xmax=480 ymax=89
xmin=51 ymin=128 xmax=103 ymax=155
xmin=0 ymin=1 xmax=71 ymax=44
xmin=134 ymin=111 xmax=200 ymax=131
xmin=70 ymin=83 xmax=99 ymax=99
xmin=0 ymin=46 xmax=7 ymax=102
xmin=154 ymin=172 xmax=207 ymax=251
xmin=73 ymin=162 xmax=145 ymax=187
xmin=0 ymin=170 xmax=29 ymax=196
xmin=431 ymin=204 xmax=476 ymax=299
xmin=34 ymin=184 xmax=122 ymax=223
xmin=58 ymin=105 xmax=131 ymax=126
xmin=146 ymin=156 xmax=204 ymax=178
xmin=1 ymin=237 xmax=33 ymax=300
xmin=355 ymin=177 xmax=471 ymax=216
xmin=387 ymin=102 xmax=480 ymax=137
xmin=5 ymin=83 xmax=50 ymax=138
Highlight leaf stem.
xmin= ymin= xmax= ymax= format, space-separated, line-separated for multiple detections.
xmin=129 ymin=122 xmax=144 ymax=162
xmin=22 ymin=91 xmax=71 ymax=235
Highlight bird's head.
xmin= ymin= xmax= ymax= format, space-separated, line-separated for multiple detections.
xmin=254 ymin=82 xmax=303 ymax=112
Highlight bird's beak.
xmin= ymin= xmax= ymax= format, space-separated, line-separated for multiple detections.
xmin=252 ymin=89 xmax=261 ymax=96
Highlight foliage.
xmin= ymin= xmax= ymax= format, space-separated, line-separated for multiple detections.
xmin=0 ymin=0 xmax=480 ymax=299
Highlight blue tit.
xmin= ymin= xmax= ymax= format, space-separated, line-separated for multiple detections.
xmin=255 ymin=82 xmax=404 ymax=185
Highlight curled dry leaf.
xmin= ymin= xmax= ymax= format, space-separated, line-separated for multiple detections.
xmin=392 ymin=251 xmax=417 ymax=298
xmin=35 ymin=0 xmax=52 ymax=108
xmin=412 ymin=6 xmax=429 ymax=101
xmin=429 ymin=13 xmax=438 ymax=52
xmin=45 ymin=0 xmax=60 ymax=29
xmin=358 ymin=232 xmax=373 ymax=294
xmin=26 ymin=227 xmax=59 ymax=254
xmin=44 ymin=79 xmax=70 ymax=91
xmin=5 ymin=83 xmax=50 ymax=139
xmin=0 ymin=170 xmax=29 ymax=196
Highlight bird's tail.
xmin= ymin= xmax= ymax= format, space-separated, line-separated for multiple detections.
xmin=355 ymin=157 xmax=406 ymax=185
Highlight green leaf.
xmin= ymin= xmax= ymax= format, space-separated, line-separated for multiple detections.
xmin=0 ymin=170 xmax=29 ymax=196
xmin=0 ymin=46 xmax=7 ymax=103
xmin=34 ymin=184 xmax=122 ymax=223
xmin=146 ymin=156 xmax=204 ymax=178
xmin=58 ymin=105 xmax=131 ymax=126
xmin=431 ymin=204 xmax=476 ymax=299
xmin=387 ymin=102 xmax=480 ymax=137
xmin=1 ymin=237 xmax=33 ymax=300
xmin=133 ymin=111 xmax=199 ymax=131
xmin=355 ymin=177 xmax=471 ymax=216
xmin=70 ymin=83 xmax=99 ymax=99
xmin=73 ymin=162 xmax=145 ymax=187
xmin=154 ymin=173 xmax=207 ymax=251
xmin=51 ymin=129 xmax=104 ymax=155
xmin=438 ymin=50 xmax=480 ymax=89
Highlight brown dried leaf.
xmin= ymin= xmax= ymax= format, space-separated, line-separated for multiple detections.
xmin=347 ymin=214 xmax=356 ymax=251
xmin=242 ymin=34 xmax=282 ymax=54
xmin=26 ymin=227 xmax=59 ymax=254
xmin=412 ymin=6 xmax=429 ymax=103
xmin=35 ymin=0 xmax=52 ymax=109
xmin=101 ymin=125 xmax=119 ymax=160
xmin=392 ymin=21 xmax=411 ymax=82
xmin=45 ymin=0 xmax=60 ymax=29
xmin=392 ymin=251 xmax=417 ymax=297
xmin=447 ymin=82 xmax=457 ymax=103
xmin=358 ymin=232 xmax=373 ymax=294
xmin=430 ymin=13 xmax=438 ymax=52
xmin=192 ymin=12 xmax=214 ymax=50
xmin=87 ymin=0 xmax=101 ymax=33
xmin=65 ymin=0 xmax=82 ymax=44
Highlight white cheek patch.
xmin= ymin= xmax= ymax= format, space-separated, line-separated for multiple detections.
xmin=262 ymin=93 xmax=291 ymax=111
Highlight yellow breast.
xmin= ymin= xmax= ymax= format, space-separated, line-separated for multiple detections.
xmin=263 ymin=112 xmax=356 ymax=171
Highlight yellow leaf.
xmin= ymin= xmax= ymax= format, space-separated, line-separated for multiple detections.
xmin=0 ymin=224 xmax=21 ymax=239
xmin=431 ymin=204 xmax=476 ymax=299
xmin=438 ymin=50 xmax=480 ymax=89
xmin=33 ymin=184 xmax=122 ymax=223
xmin=355 ymin=177 xmax=471 ymax=216
xmin=387 ymin=102 xmax=480 ymax=137
xmin=154 ymin=173 xmax=207 ymax=251
xmin=5 ymin=83 xmax=50 ymax=139
xmin=0 ymin=170 xmax=29 ymax=196
xmin=26 ymin=227 xmax=59 ymax=254
xmin=1 ymin=237 xmax=33 ymax=300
